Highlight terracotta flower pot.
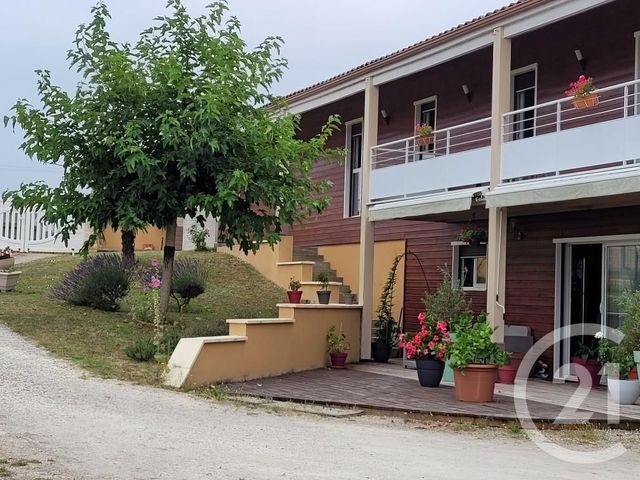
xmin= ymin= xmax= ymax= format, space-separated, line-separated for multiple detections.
xmin=454 ymin=364 xmax=498 ymax=402
xmin=415 ymin=358 xmax=445 ymax=388
xmin=498 ymin=364 xmax=518 ymax=384
xmin=286 ymin=290 xmax=302 ymax=304
xmin=572 ymin=357 xmax=602 ymax=388
xmin=329 ymin=352 xmax=348 ymax=369
xmin=416 ymin=134 xmax=433 ymax=146
xmin=0 ymin=257 xmax=15 ymax=271
xmin=509 ymin=352 xmax=525 ymax=372
xmin=572 ymin=93 xmax=599 ymax=110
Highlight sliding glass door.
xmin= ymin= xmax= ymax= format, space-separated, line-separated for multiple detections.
xmin=604 ymin=243 xmax=640 ymax=329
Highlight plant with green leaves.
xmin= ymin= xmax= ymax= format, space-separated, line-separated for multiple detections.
xmin=4 ymin=0 xmax=340 ymax=321
xmin=616 ymin=290 xmax=640 ymax=356
xmin=447 ymin=313 xmax=507 ymax=370
xmin=188 ymin=225 xmax=210 ymax=252
xmin=326 ymin=325 xmax=349 ymax=353
xmin=288 ymin=277 xmax=301 ymax=292
xmin=170 ymin=258 xmax=208 ymax=312
xmin=423 ymin=267 xmax=471 ymax=333
xmin=317 ymin=271 xmax=330 ymax=291
xmin=374 ymin=254 xmax=402 ymax=346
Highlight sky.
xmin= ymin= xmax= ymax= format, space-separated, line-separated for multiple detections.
xmin=0 ymin=0 xmax=510 ymax=191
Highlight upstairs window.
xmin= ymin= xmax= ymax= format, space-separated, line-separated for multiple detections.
xmin=512 ymin=67 xmax=537 ymax=140
xmin=414 ymin=97 xmax=437 ymax=158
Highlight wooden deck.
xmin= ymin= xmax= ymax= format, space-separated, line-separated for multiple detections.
xmin=226 ymin=362 xmax=640 ymax=425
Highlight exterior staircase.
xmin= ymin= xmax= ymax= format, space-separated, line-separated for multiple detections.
xmin=292 ymin=246 xmax=354 ymax=304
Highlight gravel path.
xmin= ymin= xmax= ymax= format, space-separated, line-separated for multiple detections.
xmin=1 ymin=323 xmax=639 ymax=480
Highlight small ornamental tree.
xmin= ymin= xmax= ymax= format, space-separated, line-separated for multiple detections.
xmin=5 ymin=0 xmax=340 ymax=320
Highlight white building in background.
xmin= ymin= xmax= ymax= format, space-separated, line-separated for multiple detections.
xmin=178 ymin=214 xmax=218 ymax=251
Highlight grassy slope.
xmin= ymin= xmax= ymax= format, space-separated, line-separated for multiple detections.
xmin=0 ymin=251 xmax=285 ymax=385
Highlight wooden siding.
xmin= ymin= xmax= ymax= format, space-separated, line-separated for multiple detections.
xmin=287 ymin=0 xmax=640 ymax=335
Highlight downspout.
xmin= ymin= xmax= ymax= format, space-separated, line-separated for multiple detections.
xmin=495 ymin=208 xmax=506 ymax=315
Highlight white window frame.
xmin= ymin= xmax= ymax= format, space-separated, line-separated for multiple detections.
xmin=634 ymin=31 xmax=639 ymax=115
xmin=510 ymin=63 xmax=538 ymax=138
xmin=451 ymin=244 xmax=487 ymax=292
xmin=413 ymin=96 xmax=437 ymax=160
xmin=343 ymin=118 xmax=364 ymax=219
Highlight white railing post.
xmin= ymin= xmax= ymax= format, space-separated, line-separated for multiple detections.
xmin=556 ymin=101 xmax=562 ymax=132
xmin=405 ymin=139 xmax=410 ymax=164
xmin=624 ymin=85 xmax=629 ymax=118
xmin=446 ymin=129 xmax=451 ymax=155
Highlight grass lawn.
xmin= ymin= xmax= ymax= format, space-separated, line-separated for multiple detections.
xmin=0 ymin=251 xmax=285 ymax=385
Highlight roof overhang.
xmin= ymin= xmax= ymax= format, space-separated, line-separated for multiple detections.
xmin=286 ymin=0 xmax=613 ymax=115
xmin=485 ymin=167 xmax=640 ymax=209
xmin=368 ymin=189 xmax=486 ymax=222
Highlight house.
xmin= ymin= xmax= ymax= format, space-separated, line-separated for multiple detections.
xmin=272 ymin=0 xmax=640 ymax=383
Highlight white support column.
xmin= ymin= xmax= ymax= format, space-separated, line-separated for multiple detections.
xmin=487 ymin=27 xmax=511 ymax=343
xmin=359 ymin=77 xmax=378 ymax=359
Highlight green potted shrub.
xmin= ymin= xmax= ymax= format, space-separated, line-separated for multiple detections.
xmin=373 ymin=255 xmax=401 ymax=362
xmin=398 ymin=312 xmax=452 ymax=387
xmin=327 ymin=325 xmax=349 ymax=368
xmin=615 ymin=290 xmax=640 ymax=377
xmin=287 ymin=277 xmax=302 ymax=304
xmin=0 ymin=247 xmax=20 ymax=292
xmin=447 ymin=313 xmax=507 ymax=402
xmin=316 ymin=271 xmax=331 ymax=304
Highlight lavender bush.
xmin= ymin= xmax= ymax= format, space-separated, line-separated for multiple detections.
xmin=52 ymin=254 xmax=131 ymax=311
xmin=171 ymin=259 xmax=208 ymax=312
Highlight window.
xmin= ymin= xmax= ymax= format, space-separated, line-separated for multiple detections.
xmin=345 ymin=120 xmax=363 ymax=217
xmin=414 ymin=97 xmax=437 ymax=158
xmin=511 ymin=66 xmax=537 ymax=139
xmin=453 ymin=243 xmax=487 ymax=291
xmin=459 ymin=256 xmax=487 ymax=289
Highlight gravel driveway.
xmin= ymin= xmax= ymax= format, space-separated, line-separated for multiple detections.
xmin=1 ymin=323 xmax=639 ymax=480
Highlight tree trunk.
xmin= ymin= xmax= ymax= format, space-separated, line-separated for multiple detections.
xmin=121 ymin=230 xmax=136 ymax=268
xmin=159 ymin=218 xmax=178 ymax=322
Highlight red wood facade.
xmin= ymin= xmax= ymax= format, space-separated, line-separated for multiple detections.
xmin=287 ymin=0 xmax=640 ymax=333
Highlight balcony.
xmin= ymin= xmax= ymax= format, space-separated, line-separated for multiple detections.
xmin=370 ymin=117 xmax=492 ymax=205
xmin=370 ymin=79 xmax=640 ymax=216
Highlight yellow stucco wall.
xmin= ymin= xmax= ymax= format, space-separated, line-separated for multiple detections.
xmin=99 ymin=227 xmax=165 ymax=251
xmin=170 ymin=304 xmax=362 ymax=387
xmin=317 ymin=240 xmax=406 ymax=321
xmin=219 ymin=236 xmax=293 ymax=288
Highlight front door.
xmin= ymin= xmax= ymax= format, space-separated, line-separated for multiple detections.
xmin=603 ymin=243 xmax=640 ymax=329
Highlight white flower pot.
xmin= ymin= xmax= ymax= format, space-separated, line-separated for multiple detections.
xmin=0 ymin=270 xmax=21 ymax=292
xmin=607 ymin=378 xmax=640 ymax=405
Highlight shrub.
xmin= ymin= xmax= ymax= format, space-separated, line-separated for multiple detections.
xmin=616 ymin=290 xmax=640 ymax=356
xmin=171 ymin=259 xmax=208 ymax=312
xmin=188 ymin=225 xmax=210 ymax=251
xmin=374 ymin=254 xmax=401 ymax=346
xmin=423 ymin=267 xmax=470 ymax=333
xmin=447 ymin=313 xmax=507 ymax=370
xmin=52 ymin=254 xmax=130 ymax=311
xmin=125 ymin=337 xmax=156 ymax=362
xmin=158 ymin=328 xmax=182 ymax=355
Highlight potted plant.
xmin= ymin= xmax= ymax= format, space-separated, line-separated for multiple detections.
xmin=286 ymin=277 xmax=302 ymax=304
xmin=415 ymin=123 xmax=434 ymax=146
xmin=316 ymin=271 xmax=331 ymax=304
xmin=455 ymin=228 xmax=487 ymax=247
xmin=399 ymin=312 xmax=452 ymax=387
xmin=340 ymin=286 xmax=355 ymax=305
xmin=616 ymin=290 xmax=640 ymax=378
xmin=572 ymin=332 xmax=610 ymax=387
xmin=606 ymin=351 xmax=640 ymax=405
xmin=0 ymin=247 xmax=21 ymax=293
xmin=373 ymin=255 xmax=401 ymax=362
xmin=327 ymin=325 xmax=349 ymax=369
xmin=565 ymin=75 xmax=598 ymax=110
xmin=447 ymin=314 xmax=507 ymax=402
xmin=0 ymin=246 xmax=15 ymax=271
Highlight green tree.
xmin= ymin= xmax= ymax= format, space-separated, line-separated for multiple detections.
xmin=5 ymin=0 xmax=340 ymax=319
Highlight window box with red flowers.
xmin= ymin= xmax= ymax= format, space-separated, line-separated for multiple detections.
xmin=565 ymin=75 xmax=599 ymax=110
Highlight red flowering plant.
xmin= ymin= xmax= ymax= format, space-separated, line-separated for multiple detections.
xmin=564 ymin=75 xmax=596 ymax=99
xmin=398 ymin=312 xmax=452 ymax=361
xmin=415 ymin=123 xmax=433 ymax=138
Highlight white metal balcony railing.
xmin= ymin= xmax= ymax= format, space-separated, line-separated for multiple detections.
xmin=370 ymin=117 xmax=492 ymax=203
xmin=369 ymin=78 xmax=640 ymax=205
xmin=501 ymin=78 xmax=640 ymax=183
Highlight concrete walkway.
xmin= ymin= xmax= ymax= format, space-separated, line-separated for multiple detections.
xmin=1 ymin=324 xmax=639 ymax=479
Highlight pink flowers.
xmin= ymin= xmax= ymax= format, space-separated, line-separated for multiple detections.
xmin=565 ymin=75 xmax=595 ymax=98
xmin=150 ymin=278 xmax=161 ymax=289
xmin=151 ymin=259 xmax=160 ymax=267
xmin=415 ymin=123 xmax=433 ymax=137
xmin=398 ymin=312 xmax=452 ymax=360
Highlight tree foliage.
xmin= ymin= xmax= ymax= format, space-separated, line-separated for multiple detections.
xmin=4 ymin=0 xmax=340 ymax=318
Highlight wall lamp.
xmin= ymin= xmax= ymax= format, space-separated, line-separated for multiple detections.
xmin=461 ymin=84 xmax=472 ymax=103
xmin=509 ymin=218 xmax=524 ymax=241
xmin=380 ymin=109 xmax=390 ymax=125
xmin=574 ymin=49 xmax=586 ymax=72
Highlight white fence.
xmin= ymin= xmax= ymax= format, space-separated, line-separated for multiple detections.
xmin=0 ymin=202 xmax=90 ymax=253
